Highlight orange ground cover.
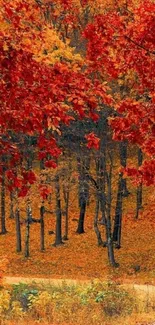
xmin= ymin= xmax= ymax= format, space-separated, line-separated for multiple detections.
xmin=0 ymin=181 xmax=155 ymax=285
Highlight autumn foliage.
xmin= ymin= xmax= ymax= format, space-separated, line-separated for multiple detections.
xmin=0 ymin=0 xmax=154 ymax=279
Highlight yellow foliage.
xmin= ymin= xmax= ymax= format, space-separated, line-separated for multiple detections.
xmin=0 ymin=290 xmax=11 ymax=317
xmin=0 ymin=0 xmax=83 ymax=66
xmin=28 ymin=291 xmax=53 ymax=321
xmin=11 ymin=301 xmax=25 ymax=319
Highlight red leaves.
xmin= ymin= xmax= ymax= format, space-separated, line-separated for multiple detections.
xmin=5 ymin=169 xmax=36 ymax=197
xmin=18 ymin=186 xmax=29 ymax=197
xmin=22 ymin=170 xmax=37 ymax=185
xmin=39 ymin=185 xmax=51 ymax=200
xmin=45 ymin=160 xmax=57 ymax=168
xmin=122 ymin=159 xmax=155 ymax=186
xmin=89 ymin=111 xmax=99 ymax=122
xmin=85 ymin=132 xmax=100 ymax=150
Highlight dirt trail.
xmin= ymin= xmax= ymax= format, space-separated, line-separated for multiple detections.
xmin=3 ymin=276 xmax=89 ymax=286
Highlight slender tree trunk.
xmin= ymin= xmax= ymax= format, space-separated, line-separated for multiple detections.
xmin=85 ymin=157 xmax=90 ymax=206
xmin=63 ymin=184 xmax=69 ymax=240
xmin=15 ymin=208 xmax=22 ymax=252
xmin=135 ymin=148 xmax=143 ymax=219
xmin=95 ymin=154 xmax=106 ymax=225
xmin=113 ymin=173 xmax=124 ymax=248
xmin=25 ymin=219 xmax=30 ymax=258
xmin=105 ymin=159 xmax=119 ymax=267
xmin=0 ymin=165 xmax=7 ymax=234
xmin=24 ymin=205 xmax=32 ymax=257
xmin=10 ymin=191 xmax=15 ymax=219
xmin=54 ymin=174 xmax=63 ymax=246
xmin=119 ymin=141 xmax=130 ymax=197
xmin=94 ymin=198 xmax=104 ymax=246
xmin=62 ymin=157 xmax=72 ymax=240
xmin=76 ymin=157 xmax=89 ymax=234
xmin=40 ymin=205 xmax=45 ymax=251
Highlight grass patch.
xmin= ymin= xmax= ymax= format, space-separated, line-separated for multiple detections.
xmin=0 ymin=280 xmax=150 ymax=324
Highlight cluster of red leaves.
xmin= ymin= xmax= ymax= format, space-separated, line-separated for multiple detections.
xmin=5 ymin=169 xmax=37 ymax=197
xmin=85 ymin=132 xmax=100 ymax=150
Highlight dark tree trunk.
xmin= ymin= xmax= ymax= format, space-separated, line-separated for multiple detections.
xmin=24 ymin=205 xmax=32 ymax=257
xmin=119 ymin=141 xmax=130 ymax=197
xmin=95 ymin=154 xmax=106 ymax=225
xmin=105 ymin=158 xmax=119 ymax=267
xmin=10 ymin=191 xmax=15 ymax=219
xmin=113 ymin=173 xmax=124 ymax=248
xmin=76 ymin=197 xmax=86 ymax=234
xmin=135 ymin=148 xmax=143 ymax=219
xmin=94 ymin=198 xmax=104 ymax=246
xmin=40 ymin=205 xmax=45 ymax=251
xmin=15 ymin=208 xmax=22 ymax=252
xmin=25 ymin=220 xmax=30 ymax=258
xmin=0 ymin=165 xmax=7 ymax=234
xmin=40 ymin=158 xmax=45 ymax=170
xmin=76 ymin=156 xmax=89 ymax=234
xmin=54 ymin=174 xmax=63 ymax=246
xmin=62 ymin=184 xmax=69 ymax=240
xmin=62 ymin=157 xmax=72 ymax=241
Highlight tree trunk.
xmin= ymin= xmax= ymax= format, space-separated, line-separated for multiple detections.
xmin=0 ymin=165 xmax=7 ymax=234
xmin=63 ymin=184 xmax=69 ymax=240
xmin=113 ymin=173 xmax=124 ymax=248
xmin=40 ymin=205 xmax=45 ymax=251
xmin=76 ymin=197 xmax=86 ymax=234
xmin=135 ymin=148 xmax=143 ymax=219
xmin=105 ymin=161 xmax=119 ymax=267
xmin=119 ymin=141 xmax=130 ymax=197
xmin=95 ymin=154 xmax=106 ymax=225
xmin=25 ymin=220 xmax=30 ymax=258
xmin=15 ymin=208 xmax=22 ymax=252
xmin=94 ymin=198 xmax=104 ymax=246
xmin=76 ymin=156 xmax=89 ymax=234
xmin=24 ymin=205 xmax=32 ymax=257
xmin=10 ymin=191 xmax=15 ymax=219
xmin=54 ymin=174 xmax=63 ymax=246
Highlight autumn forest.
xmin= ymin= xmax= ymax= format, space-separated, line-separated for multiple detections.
xmin=0 ymin=0 xmax=155 ymax=324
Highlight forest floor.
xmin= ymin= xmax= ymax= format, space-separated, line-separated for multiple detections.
xmin=0 ymin=151 xmax=155 ymax=285
xmin=0 ymin=181 xmax=155 ymax=285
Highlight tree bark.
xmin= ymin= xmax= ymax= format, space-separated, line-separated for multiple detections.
xmin=119 ymin=141 xmax=130 ymax=197
xmin=94 ymin=198 xmax=104 ymax=246
xmin=40 ymin=205 xmax=45 ymax=251
xmin=76 ymin=197 xmax=86 ymax=234
xmin=54 ymin=174 xmax=63 ymax=246
xmin=105 ymin=160 xmax=119 ymax=267
xmin=113 ymin=173 xmax=124 ymax=248
xmin=15 ymin=208 xmax=22 ymax=252
xmin=10 ymin=191 xmax=15 ymax=219
xmin=76 ymin=156 xmax=89 ymax=234
xmin=25 ymin=219 xmax=30 ymax=258
xmin=24 ymin=205 xmax=32 ymax=257
xmin=135 ymin=148 xmax=143 ymax=219
xmin=63 ymin=183 xmax=69 ymax=240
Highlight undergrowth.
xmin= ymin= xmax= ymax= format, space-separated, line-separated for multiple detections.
xmin=1 ymin=280 xmax=153 ymax=325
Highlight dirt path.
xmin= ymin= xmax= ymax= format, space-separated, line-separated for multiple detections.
xmin=3 ymin=276 xmax=89 ymax=286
